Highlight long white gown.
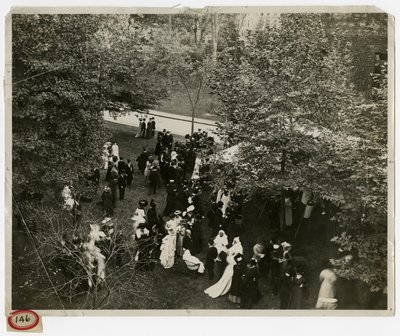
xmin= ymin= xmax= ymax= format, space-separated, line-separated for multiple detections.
xmin=183 ymin=249 xmax=205 ymax=273
xmin=227 ymin=238 xmax=243 ymax=257
xmin=214 ymin=231 xmax=229 ymax=255
xmin=111 ymin=144 xmax=119 ymax=159
xmin=191 ymin=157 xmax=202 ymax=180
xmin=159 ymin=233 xmax=176 ymax=269
xmin=102 ymin=145 xmax=110 ymax=169
xmin=204 ymin=256 xmax=236 ymax=298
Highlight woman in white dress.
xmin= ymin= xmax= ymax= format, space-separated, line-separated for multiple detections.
xmin=182 ymin=249 xmax=205 ymax=273
xmin=130 ymin=215 xmax=146 ymax=235
xmin=111 ymin=142 xmax=119 ymax=160
xmin=191 ymin=156 xmax=202 ymax=180
xmin=216 ymin=187 xmax=231 ymax=216
xmin=284 ymin=197 xmax=293 ymax=227
xmin=102 ymin=144 xmax=110 ymax=170
xmin=214 ymin=230 xmax=229 ymax=254
xmin=228 ymin=237 xmax=243 ymax=257
xmin=144 ymin=157 xmax=153 ymax=184
xmin=135 ymin=117 xmax=143 ymax=138
xmin=83 ymin=241 xmax=106 ymax=287
xmin=204 ymin=254 xmax=236 ymax=298
xmin=316 ymin=268 xmax=338 ymax=309
xmin=88 ymin=223 xmax=106 ymax=243
xmin=160 ymin=224 xmax=177 ymax=269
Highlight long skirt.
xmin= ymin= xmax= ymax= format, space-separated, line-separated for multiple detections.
xmin=285 ymin=206 xmax=293 ymax=226
xmin=176 ymin=233 xmax=184 ymax=257
xmin=204 ymin=264 xmax=234 ymax=298
xmin=304 ymin=205 xmax=314 ymax=219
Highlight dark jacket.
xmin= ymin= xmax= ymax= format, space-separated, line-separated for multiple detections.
xmin=183 ymin=235 xmax=194 ymax=255
xmin=205 ymin=246 xmax=218 ymax=268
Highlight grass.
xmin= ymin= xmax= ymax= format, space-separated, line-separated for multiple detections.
xmin=12 ymin=121 xmax=387 ymax=310
xmin=155 ymin=85 xmax=220 ymax=121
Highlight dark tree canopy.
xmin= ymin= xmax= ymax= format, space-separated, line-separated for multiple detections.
xmin=208 ymin=13 xmax=388 ymax=292
xmin=12 ymin=14 xmax=172 ymax=198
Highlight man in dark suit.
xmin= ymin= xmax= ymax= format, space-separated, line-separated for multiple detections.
xmin=240 ymin=259 xmax=261 ymax=309
xmin=161 ymin=130 xmax=169 ymax=148
xmin=212 ymin=201 xmax=225 ymax=235
xmin=140 ymin=119 xmax=146 ymax=138
xmin=118 ymin=172 xmax=127 ymax=200
xmin=164 ymin=131 xmax=173 ymax=151
xmin=150 ymin=117 xmax=156 ymax=138
xmin=118 ymin=156 xmax=128 ymax=175
xmin=205 ymin=237 xmax=218 ymax=280
xmin=182 ymin=229 xmax=194 ymax=255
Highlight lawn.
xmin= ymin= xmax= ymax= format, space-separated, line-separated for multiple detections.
xmin=155 ymin=85 xmax=221 ymax=121
xmin=12 ymin=121 xmax=386 ymax=311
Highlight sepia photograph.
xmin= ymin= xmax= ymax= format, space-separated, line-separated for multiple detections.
xmin=5 ymin=6 xmax=393 ymax=315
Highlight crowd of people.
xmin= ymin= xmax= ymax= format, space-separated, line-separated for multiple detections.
xmin=135 ymin=115 xmax=156 ymax=139
xmin=57 ymin=124 xmax=338 ymax=310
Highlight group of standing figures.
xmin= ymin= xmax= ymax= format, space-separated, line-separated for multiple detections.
xmin=59 ymin=123 xmax=339 ymax=310
xmin=135 ymin=115 xmax=156 ymax=139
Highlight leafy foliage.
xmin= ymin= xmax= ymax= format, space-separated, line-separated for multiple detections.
xmin=330 ymin=232 xmax=387 ymax=293
xmin=208 ymin=13 xmax=388 ymax=292
xmin=12 ymin=15 xmax=172 ymax=198
xmin=95 ymin=15 xmax=172 ymax=114
xmin=12 ymin=15 xmax=109 ymax=198
xmin=209 ymin=14 xmax=362 ymax=198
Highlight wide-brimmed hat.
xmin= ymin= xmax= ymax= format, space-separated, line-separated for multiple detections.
xmin=139 ymin=200 xmax=148 ymax=207
xmin=174 ymin=210 xmax=182 ymax=216
xmin=186 ymin=205 xmax=195 ymax=213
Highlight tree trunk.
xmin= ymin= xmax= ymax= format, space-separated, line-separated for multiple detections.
xmin=212 ymin=13 xmax=219 ymax=63
xmin=194 ymin=17 xmax=199 ymax=46
xmin=191 ymin=107 xmax=195 ymax=135
xmin=280 ymin=148 xmax=287 ymax=230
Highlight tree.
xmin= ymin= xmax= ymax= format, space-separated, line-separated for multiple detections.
xmin=328 ymin=56 xmax=388 ymax=293
xmin=209 ymin=13 xmax=388 ymax=294
xmin=12 ymin=14 xmax=172 ymax=199
xmin=172 ymin=50 xmax=211 ymax=135
xmin=94 ymin=15 xmax=172 ymax=115
xmin=209 ymin=13 xmax=362 ymax=229
xmin=14 ymin=202 xmax=158 ymax=309
xmin=158 ymin=25 xmax=212 ymax=135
